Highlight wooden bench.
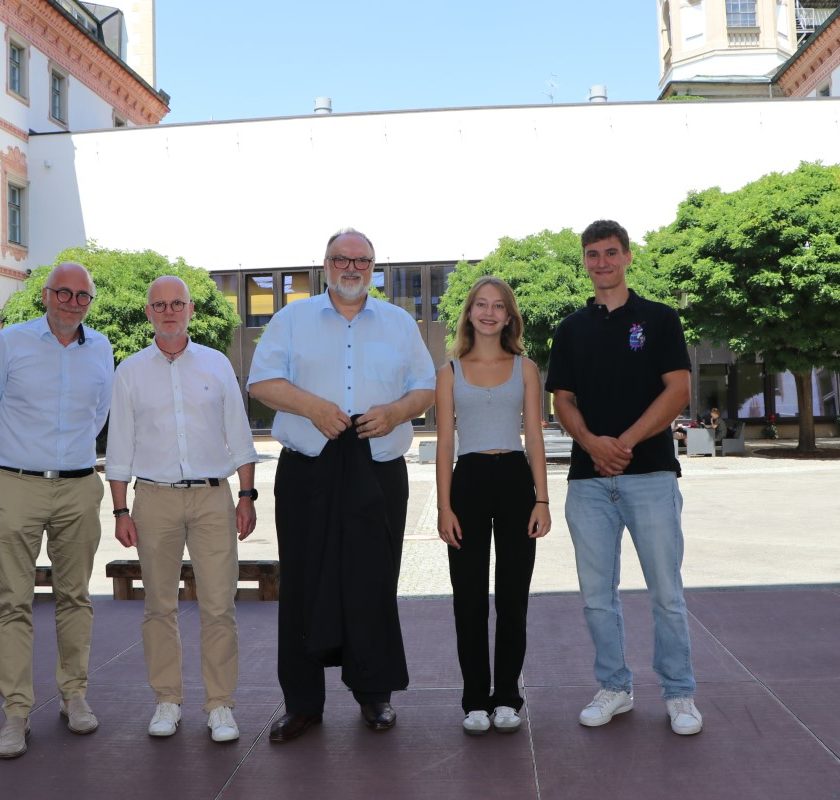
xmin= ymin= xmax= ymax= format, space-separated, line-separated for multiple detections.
xmin=35 ymin=565 xmax=54 ymax=591
xmin=105 ymin=560 xmax=279 ymax=601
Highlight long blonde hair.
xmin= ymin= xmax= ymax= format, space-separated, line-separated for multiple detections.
xmin=451 ymin=276 xmax=525 ymax=358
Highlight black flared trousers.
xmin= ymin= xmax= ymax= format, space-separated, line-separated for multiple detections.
xmin=447 ymin=451 xmax=536 ymax=713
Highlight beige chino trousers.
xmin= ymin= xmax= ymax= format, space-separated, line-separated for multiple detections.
xmin=132 ymin=480 xmax=239 ymax=712
xmin=0 ymin=470 xmax=104 ymax=717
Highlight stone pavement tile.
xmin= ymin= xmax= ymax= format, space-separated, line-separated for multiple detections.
xmin=227 ymin=688 xmax=539 ymax=800
xmin=527 ymin=681 xmax=840 ymax=800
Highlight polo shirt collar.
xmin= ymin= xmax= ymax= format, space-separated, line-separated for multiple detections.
xmin=586 ymin=288 xmax=640 ymax=318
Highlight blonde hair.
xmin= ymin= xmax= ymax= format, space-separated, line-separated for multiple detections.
xmin=451 ymin=276 xmax=525 ymax=358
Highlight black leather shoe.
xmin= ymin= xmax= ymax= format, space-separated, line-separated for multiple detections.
xmin=269 ymin=712 xmax=323 ymax=743
xmin=360 ymin=702 xmax=396 ymax=731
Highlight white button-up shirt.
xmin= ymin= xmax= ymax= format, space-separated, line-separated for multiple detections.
xmin=0 ymin=316 xmax=113 ymax=470
xmin=106 ymin=340 xmax=257 ymax=483
xmin=247 ymin=292 xmax=435 ymax=461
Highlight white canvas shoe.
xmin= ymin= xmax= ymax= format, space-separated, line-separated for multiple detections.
xmin=462 ymin=710 xmax=491 ymax=735
xmin=148 ymin=702 xmax=181 ymax=737
xmin=578 ymin=689 xmax=634 ymax=727
xmin=666 ymin=697 xmax=703 ymax=735
xmin=492 ymin=706 xmax=522 ymax=732
xmin=208 ymin=706 xmax=239 ymax=742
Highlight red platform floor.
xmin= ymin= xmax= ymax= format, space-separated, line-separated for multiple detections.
xmin=2 ymin=587 xmax=839 ymax=800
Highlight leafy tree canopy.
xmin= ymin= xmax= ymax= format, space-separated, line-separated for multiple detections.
xmin=645 ymin=162 xmax=840 ymax=374
xmin=645 ymin=161 xmax=840 ymax=450
xmin=2 ymin=244 xmax=239 ymax=364
xmin=438 ymin=228 xmax=673 ymax=369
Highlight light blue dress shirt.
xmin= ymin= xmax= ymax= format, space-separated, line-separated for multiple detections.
xmin=247 ymin=292 xmax=435 ymax=461
xmin=0 ymin=316 xmax=113 ymax=470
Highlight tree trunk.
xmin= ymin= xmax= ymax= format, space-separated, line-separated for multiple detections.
xmin=794 ymin=371 xmax=817 ymax=452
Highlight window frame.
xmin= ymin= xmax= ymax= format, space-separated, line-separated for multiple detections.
xmin=48 ymin=63 xmax=69 ymax=126
xmin=6 ymin=34 xmax=29 ymax=102
xmin=6 ymin=181 xmax=26 ymax=247
xmin=726 ymin=0 xmax=757 ymax=29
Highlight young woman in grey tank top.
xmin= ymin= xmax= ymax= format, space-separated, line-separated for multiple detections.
xmin=435 ymin=277 xmax=551 ymax=735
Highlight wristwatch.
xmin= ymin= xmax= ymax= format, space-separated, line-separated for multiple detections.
xmin=238 ymin=488 xmax=258 ymax=501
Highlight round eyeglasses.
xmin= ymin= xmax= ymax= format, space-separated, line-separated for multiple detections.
xmin=45 ymin=287 xmax=95 ymax=306
xmin=150 ymin=300 xmax=188 ymax=313
xmin=329 ymin=256 xmax=374 ymax=270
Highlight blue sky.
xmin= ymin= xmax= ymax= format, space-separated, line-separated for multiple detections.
xmin=156 ymin=1 xmax=660 ymax=124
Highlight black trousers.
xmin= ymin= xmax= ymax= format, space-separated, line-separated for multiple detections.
xmin=274 ymin=448 xmax=408 ymax=715
xmin=447 ymin=451 xmax=536 ymax=713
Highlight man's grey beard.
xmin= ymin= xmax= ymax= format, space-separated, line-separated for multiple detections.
xmin=328 ymin=274 xmax=369 ymax=301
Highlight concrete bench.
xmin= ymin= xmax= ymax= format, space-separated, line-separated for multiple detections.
xmin=543 ymin=431 xmax=573 ymax=459
xmin=105 ymin=560 xmax=279 ymax=601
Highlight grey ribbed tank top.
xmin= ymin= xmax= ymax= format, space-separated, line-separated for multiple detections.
xmin=453 ymin=356 xmax=524 ymax=456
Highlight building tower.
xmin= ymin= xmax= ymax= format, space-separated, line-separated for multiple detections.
xmin=658 ymin=0 xmax=839 ymax=98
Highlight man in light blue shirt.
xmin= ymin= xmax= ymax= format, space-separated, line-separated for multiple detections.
xmin=0 ymin=262 xmax=113 ymax=759
xmin=248 ymin=228 xmax=435 ymax=743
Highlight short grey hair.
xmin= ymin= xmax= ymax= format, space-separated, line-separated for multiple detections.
xmin=325 ymin=227 xmax=375 ymax=259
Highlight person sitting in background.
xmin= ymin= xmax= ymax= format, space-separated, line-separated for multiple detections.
xmin=702 ymin=408 xmax=726 ymax=442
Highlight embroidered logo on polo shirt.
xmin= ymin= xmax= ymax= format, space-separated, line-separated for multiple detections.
xmin=628 ymin=323 xmax=645 ymax=351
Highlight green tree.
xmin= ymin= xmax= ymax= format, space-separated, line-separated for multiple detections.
xmin=438 ymin=228 xmax=673 ymax=369
xmin=2 ymin=245 xmax=239 ymax=363
xmin=646 ymin=162 xmax=840 ymax=452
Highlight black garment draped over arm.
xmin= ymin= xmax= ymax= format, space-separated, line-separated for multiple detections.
xmin=303 ymin=421 xmax=409 ymax=693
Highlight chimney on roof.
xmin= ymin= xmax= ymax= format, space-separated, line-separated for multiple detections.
xmin=314 ymin=97 xmax=333 ymax=114
xmin=588 ymin=85 xmax=608 ymax=103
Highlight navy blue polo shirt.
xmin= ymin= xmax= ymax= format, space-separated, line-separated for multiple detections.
xmin=545 ymin=290 xmax=690 ymax=480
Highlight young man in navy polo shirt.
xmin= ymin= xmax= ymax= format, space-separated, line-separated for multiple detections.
xmin=546 ymin=219 xmax=702 ymax=736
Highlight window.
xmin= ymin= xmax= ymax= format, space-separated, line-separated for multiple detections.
xmin=8 ymin=39 xmax=28 ymax=99
xmin=726 ymin=0 xmax=757 ymax=28
xmin=50 ymin=67 xmax=68 ymax=124
xmin=7 ymin=183 xmax=24 ymax=245
xmin=113 ymin=114 xmax=127 ymax=128
xmin=246 ymin=274 xmax=274 ymax=327
xmin=818 ymin=83 xmax=831 ymax=98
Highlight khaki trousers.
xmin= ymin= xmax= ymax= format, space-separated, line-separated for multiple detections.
xmin=0 ymin=470 xmax=104 ymax=717
xmin=132 ymin=481 xmax=238 ymax=712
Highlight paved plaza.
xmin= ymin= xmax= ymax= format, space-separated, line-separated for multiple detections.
xmin=10 ymin=438 xmax=840 ymax=799
xmin=65 ymin=436 xmax=840 ymax=599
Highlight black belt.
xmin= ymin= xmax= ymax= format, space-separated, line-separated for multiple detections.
xmin=136 ymin=477 xmax=220 ymax=488
xmin=0 ymin=466 xmax=94 ymax=479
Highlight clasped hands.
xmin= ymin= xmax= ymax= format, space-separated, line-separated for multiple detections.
xmin=310 ymin=398 xmax=399 ymax=440
xmin=587 ymin=435 xmax=633 ymax=477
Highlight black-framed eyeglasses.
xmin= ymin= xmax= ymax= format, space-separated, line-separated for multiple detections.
xmin=328 ymin=256 xmax=374 ymax=270
xmin=149 ymin=300 xmax=188 ymax=313
xmin=45 ymin=286 xmax=95 ymax=306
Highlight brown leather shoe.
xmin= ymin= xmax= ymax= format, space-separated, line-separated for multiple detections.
xmin=269 ymin=712 xmax=322 ymax=744
xmin=360 ymin=702 xmax=396 ymax=731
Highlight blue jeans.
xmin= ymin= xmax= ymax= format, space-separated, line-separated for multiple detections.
xmin=565 ymin=472 xmax=696 ymax=699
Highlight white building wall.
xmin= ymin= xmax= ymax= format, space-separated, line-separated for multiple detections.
xmin=24 ymin=98 xmax=840 ymax=273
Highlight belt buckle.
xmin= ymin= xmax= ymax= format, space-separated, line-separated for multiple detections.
xmin=43 ymin=470 xmax=60 ymax=479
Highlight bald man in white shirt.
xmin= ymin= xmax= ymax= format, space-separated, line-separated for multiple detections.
xmin=106 ymin=276 xmax=257 ymax=744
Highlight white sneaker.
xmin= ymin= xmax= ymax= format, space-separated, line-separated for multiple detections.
xmin=578 ymin=689 xmax=634 ymax=727
xmin=208 ymin=706 xmax=239 ymax=742
xmin=666 ymin=697 xmax=703 ymax=735
xmin=462 ymin=710 xmax=490 ymax=735
xmin=492 ymin=706 xmax=522 ymax=732
xmin=148 ymin=702 xmax=181 ymax=737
